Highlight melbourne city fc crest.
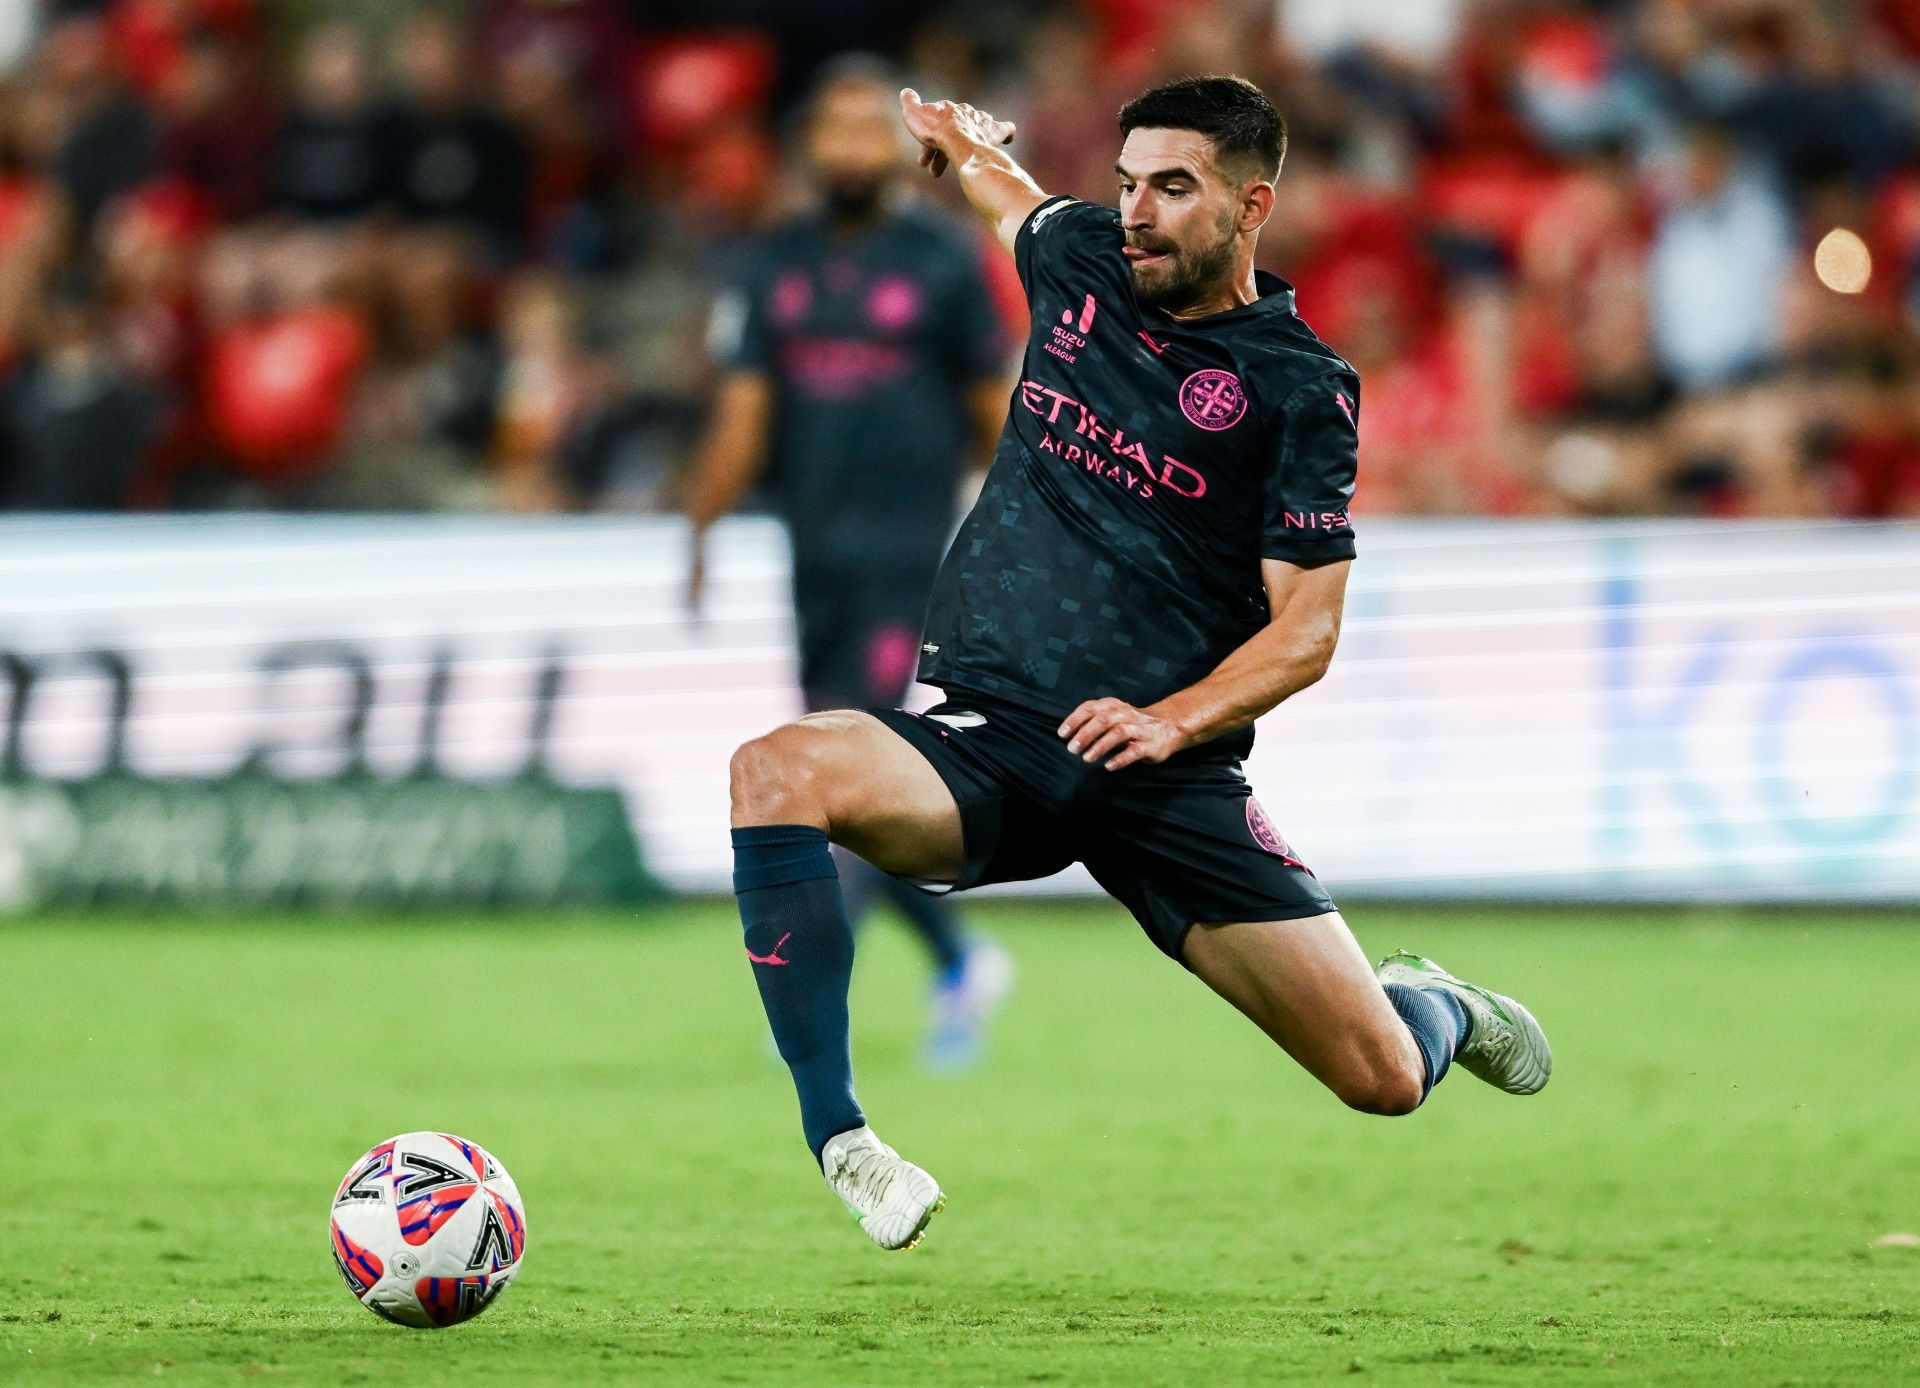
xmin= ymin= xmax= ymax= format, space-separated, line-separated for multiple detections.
xmin=1179 ymin=369 xmax=1248 ymax=431
xmin=1245 ymin=797 xmax=1309 ymax=871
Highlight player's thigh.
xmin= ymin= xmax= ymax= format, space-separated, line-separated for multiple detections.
xmin=1183 ymin=913 xmax=1418 ymax=1096
xmin=734 ymin=709 xmax=965 ymax=882
xmin=1081 ymin=763 xmax=1416 ymax=1092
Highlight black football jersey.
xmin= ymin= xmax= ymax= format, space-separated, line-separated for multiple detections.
xmin=709 ymin=203 xmax=1006 ymax=573
xmin=918 ymin=194 xmax=1360 ymax=755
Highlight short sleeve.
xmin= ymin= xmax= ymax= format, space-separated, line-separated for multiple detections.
xmin=1013 ymin=195 xmax=1128 ymax=299
xmin=705 ymin=261 xmax=773 ymax=374
xmin=1262 ymin=370 xmax=1359 ymax=564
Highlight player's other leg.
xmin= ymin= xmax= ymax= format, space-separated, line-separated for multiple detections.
xmin=728 ymin=710 xmax=958 ymax=1248
xmin=802 ymin=595 xmax=1015 ymax=1072
xmin=1183 ymin=915 xmax=1552 ymax=1110
xmin=1183 ymin=912 xmax=1433 ymax=1114
xmin=1373 ymin=949 xmax=1552 ymax=1095
xmin=1086 ymin=766 xmax=1550 ymax=1111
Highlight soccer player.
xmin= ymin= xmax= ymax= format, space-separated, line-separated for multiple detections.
xmin=727 ymin=75 xmax=1553 ymax=1251
xmin=687 ymin=59 xmax=1014 ymax=1068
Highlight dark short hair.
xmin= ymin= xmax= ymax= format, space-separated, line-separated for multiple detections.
xmin=1117 ymin=75 xmax=1286 ymax=182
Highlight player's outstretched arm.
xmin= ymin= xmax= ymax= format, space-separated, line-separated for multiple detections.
xmin=1059 ymin=558 xmax=1352 ymax=770
xmin=899 ymin=88 xmax=1048 ymax=254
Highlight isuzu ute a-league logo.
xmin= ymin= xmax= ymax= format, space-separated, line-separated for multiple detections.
xmin=1047 ymin=293 xmax=1097 ymax=364
xmin=1179 ymin=368 xmax=1248 ymax=431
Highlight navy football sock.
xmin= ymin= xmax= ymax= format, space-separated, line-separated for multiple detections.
xmin=1382 ymin=983 xmax=1471 ymax=1101
xmin=733 ymin=825 xmax=864 ymax=1162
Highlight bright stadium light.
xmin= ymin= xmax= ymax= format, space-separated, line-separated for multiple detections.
xmin=1814 ymin=227 xmax=1872 ymax=294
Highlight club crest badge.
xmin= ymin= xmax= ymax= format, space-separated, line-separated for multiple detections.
xmin=1245 ymin=797 xmax=1309 ymax=871
xmin=1179 ymin=369 xmax=1248 ymax=430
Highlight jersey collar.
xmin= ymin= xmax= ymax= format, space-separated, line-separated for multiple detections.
xmin=1145 ymin=270 xmax=1297 ymax=325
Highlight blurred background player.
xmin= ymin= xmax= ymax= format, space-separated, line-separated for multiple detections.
xmin=684 ymin=57 xmax=1013 ymax=1069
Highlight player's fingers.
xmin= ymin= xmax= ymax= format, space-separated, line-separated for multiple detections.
xmin=994 ymin=119 xmax=1016 ymax=145
xmin=900 ymin=87 xmax=920 ymax=110
xmin=1058 ymin=703 xmax=1099 ymax=740
xmin=1061 ymin=701 xmax=1120 ymax=746
xmin=930 ymin=149 xmax=949 ymax=177
xmin=1081 ymin=725 xmax=1135 ymax=764
xmin=1064 ymin=712 xmax=1116 ymax=754
xmin=1069 ymin=711 xmax=1122 ymax=754
xmin=1103 ymin=742 xmax=1147 ymax=771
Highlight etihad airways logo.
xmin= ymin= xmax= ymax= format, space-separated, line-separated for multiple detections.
xmin=1019 ymin=379 xmax=1207 ymax=502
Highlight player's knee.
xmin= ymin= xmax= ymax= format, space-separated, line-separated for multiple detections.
xmin=1334 ymin=1061 xmax=1425 ymax=1117
xmin=729 ymin=725 xmax=831 ymax=827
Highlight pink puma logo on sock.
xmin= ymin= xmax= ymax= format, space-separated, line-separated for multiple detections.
xmin=747 ymin=932 xmax=792 ymax=966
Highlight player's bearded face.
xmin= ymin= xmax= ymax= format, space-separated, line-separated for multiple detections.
xmin=1116 ymin=129 xmax=1251 ymax=312
xmin=1125 ymin=205 xmax=1238 ymax=309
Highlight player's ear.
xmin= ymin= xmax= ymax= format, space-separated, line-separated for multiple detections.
xmin=1239 ymin=180 xmax=1275 ymax=235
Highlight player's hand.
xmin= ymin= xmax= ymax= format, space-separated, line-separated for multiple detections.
xmin=1058 ymin=697 xmax=1188 ymax=772
xmin=899 ymin=88 xmax=1015 ymax=179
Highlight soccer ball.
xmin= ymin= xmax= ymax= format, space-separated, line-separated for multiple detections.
xmin=329 ymin=1131 xmax=527 ymax=1328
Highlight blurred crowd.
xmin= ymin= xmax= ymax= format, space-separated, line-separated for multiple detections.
xmin=1 ymin=0 xmax=1918 ymax=518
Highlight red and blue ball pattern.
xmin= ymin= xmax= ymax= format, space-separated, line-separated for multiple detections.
xmin=414 ymin=1274 xmax=506 ymax=1328
xmin=396 ymin=1181 xmax=479 ymax=1247
xmin=486 ymin=1190 xmax=527 ymax=1264
xmin=330 ymin=1131 xmax=526 ymax=1329
xmin=330 ymin=1220 xmax=384 ymax=1299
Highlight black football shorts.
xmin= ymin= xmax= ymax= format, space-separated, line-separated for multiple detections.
xmin=868 ymin=691 xmax=1337 ymax=964
xmin=794 ymin=563 xmax=938 ymax=712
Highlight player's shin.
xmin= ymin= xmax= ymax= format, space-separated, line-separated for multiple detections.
xmin=1381 ymin=983 xmax=1470 ymax=1103
xmin=731 ymin=825 xmax=865 ymax=1161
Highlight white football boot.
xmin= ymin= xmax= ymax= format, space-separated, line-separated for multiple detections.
xmin=1375 ymin=949 xmax=1553 ymax=1095
xmin=820 ymin=1126 xmax=945 ymax=1251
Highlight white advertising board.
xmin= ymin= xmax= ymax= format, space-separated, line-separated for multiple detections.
xmin=3 ymin=514 xmax=1917 ymax=902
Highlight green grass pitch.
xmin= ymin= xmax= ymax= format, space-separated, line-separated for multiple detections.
xmin=3 ymin=900 xmax=1917 ymax=1385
